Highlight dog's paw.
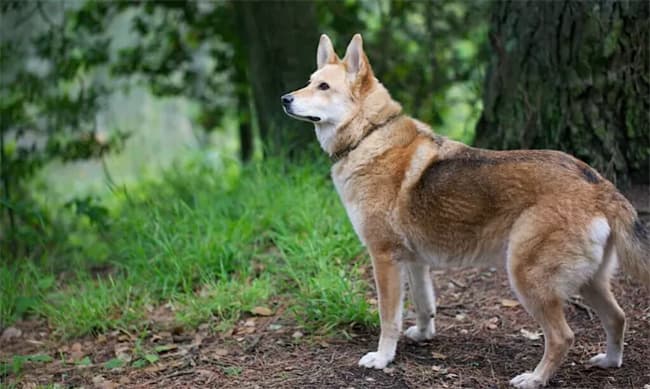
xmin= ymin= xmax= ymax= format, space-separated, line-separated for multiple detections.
xmin=586 ymin=353 xmax=622 ymax=369
xmin=404 ymin=325 xmax=435 ymax=342
xmin=358 ymin=352 xmax=392 ymax=369
xmin=510 ymin=372 xmax=544 ymax=389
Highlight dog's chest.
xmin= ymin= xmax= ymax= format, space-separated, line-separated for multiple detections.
xmin=332 ymin=172 xmax=368 ymax=245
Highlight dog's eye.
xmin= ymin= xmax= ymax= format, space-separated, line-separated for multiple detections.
xmin=318 ymin=82 xmax=330 ymax=91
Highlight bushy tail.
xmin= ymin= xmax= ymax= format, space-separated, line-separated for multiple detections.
xmin=608 ymin=194 xmax=650 ymax=286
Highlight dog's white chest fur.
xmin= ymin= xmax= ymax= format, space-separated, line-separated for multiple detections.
xmin=332 ymin=171 xmax=367 ymax=246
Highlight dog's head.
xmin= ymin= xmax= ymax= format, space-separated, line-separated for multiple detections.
xmin=282 ymin=34 xmax=398 ymax=154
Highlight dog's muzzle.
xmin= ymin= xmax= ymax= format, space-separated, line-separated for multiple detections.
xmin=281 ymin=93 xmax=321 ymax=122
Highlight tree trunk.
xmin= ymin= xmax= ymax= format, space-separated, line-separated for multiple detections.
xmin=475 ymin=0 xmax=649 ymax=186
xmin=235 ymin=0 xmax=320 ymax=158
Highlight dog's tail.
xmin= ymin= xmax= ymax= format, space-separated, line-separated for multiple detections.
xmin=606 ymin=192 xmax=650 ymax=286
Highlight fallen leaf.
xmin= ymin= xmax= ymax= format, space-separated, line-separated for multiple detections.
xmin=432 ymin=365 xmax=448 ymax=374
xmin=238 ymin=326 xmax=256 ymax=335
xmin=383 ymin=367 xmax=395 ymax=374
xmin=244 ymin=318 xmax=257 ymax=327
xmin=431 ymin=352 xmax=447 ymax=360
xmin=292 ymin=331 xmax=303 ymax=339
xmin=144 ymin=354 xmax=159 ymax=364
xmin=1 ymin=327 xmax=22 ymax=341
xmin=27 ymin=354 xmax=53 ymax=362
xmin=103 ymin=358 xmax=125 ymax=369
xmin=520 ymin=328 xmax=542 ymax=340
xmin=75 ymin=356 xmax=92 ymax=366
xmin=501 ymin=299 xmax=520 ymax=308
xmin=154 ymin=344 xmax=177 ymax=353
xmin=70 ymin=342 xmax=85 ymax=361
xmin=485 ymin=317 xmax=500 ymax=330
xmin=214 ymin=348 xmax=229 ymax=357
xmin=251 ymin=306 xmax=273 ymax=316
xmin=114 ymin=344 xmax=131 ymax=362
xmin=144 ymin=364 xmax=167 ymax=373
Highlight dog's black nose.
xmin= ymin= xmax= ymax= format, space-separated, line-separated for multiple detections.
xmin=281 ymin=94 xmax=294 ymax=106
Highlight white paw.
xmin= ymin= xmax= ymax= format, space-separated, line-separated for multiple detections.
xmin=358 ymin=351 xmax=392 ymax=369
xmin=404 ymin=325 xmax=435 ymax=342
xmin=510 ymin=372 xmax=544 ymax=389
xmin=587 ymin=353 xmax=622 ymax=369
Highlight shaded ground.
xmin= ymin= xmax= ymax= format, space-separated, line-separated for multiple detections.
xmin=2 ymin=187 xmax=649 ymax=388
xmin=2 ymin=268 xmax=649 ymax=389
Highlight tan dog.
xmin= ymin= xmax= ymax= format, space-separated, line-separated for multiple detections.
xmin=281 ymin=33 xmax=649 ymax=389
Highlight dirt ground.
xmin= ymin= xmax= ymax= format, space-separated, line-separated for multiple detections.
xmin=2 ymin=267 xmax=649 ymax=389
xmin=2 ymin=187 xmax=649 ymax=389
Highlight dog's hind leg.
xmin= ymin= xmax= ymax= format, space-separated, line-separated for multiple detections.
xmin=580 ymin=241 xmax=625 ymax=369
xmin=404 ymin=261 xmax=436 ymax=342
xmin=506 ymin=211 xmax=612 ymax=388
xmin=581 ymin=280 xmax=625 ymax=368
xmin=505 ymin=210 xmax=605 ymax=388
xmin=508 ymin=292 xmax=574 ymax=389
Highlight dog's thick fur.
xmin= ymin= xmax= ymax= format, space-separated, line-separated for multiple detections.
xmin=282 ymin=34 xmax=650 ymax=389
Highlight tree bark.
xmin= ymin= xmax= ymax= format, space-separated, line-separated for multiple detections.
xmin=475 ymin=0 xmax=649 ymax=186
xmin=235 ymin=0 xmax=320 ymax=158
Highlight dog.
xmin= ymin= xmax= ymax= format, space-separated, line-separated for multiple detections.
xmin=281 ymin=33 xmax=649 ymax=389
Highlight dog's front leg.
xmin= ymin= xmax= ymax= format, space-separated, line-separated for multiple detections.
xmin=359 ymin=249 xmax=404 ymax=369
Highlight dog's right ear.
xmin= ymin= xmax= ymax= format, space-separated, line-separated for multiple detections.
xmin=317 ymin=34 xmax=338 ymax=69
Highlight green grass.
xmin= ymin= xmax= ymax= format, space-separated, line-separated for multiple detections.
xmin=1 ymin=154 xmax=377 ymax=337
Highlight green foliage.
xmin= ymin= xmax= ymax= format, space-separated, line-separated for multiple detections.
xmin=0 ymin=2 xmax=127 ymax=257
xmin=0 ymin=354 xmax=53 ymax=377
xmin=1 ymin=0 xmax=489 ymax=261
xmin=318 ymin=0 xmax=488 ymax=142
xmin=103 ymin=358 xmax=125 ymax=369
xmin=1 ymin=155 xmax=375 ymax=337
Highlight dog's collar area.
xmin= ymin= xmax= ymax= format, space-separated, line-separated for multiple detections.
xmin=329 ymin=114 xmax=402 ymax=164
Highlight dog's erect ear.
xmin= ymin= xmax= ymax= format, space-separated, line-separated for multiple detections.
xmin=343 ymin=34 xmax=369 ymax=77
xmin=317 ymin=34 xmax=338 ymax=69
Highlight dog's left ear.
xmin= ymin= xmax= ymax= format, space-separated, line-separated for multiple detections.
xmin=343 ymin=34 xmax=371 ymax=79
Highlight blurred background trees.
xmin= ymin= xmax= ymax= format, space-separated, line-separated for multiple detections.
xmin=1 ymin=0 xmax=648 ymax=260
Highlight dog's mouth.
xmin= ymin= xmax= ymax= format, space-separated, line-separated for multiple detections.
xmin=283 ymin=107 xmax=321 ymax=123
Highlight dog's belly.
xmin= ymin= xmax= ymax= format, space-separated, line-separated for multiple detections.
xmin=404 ymin=232 xmax=508 ymax=269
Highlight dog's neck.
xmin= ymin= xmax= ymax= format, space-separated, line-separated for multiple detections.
xmin=315 ymin=81 xmax=402 ymax=162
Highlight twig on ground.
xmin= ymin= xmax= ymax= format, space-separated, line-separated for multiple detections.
xmin=450 ymin=278 xmax=467 ymax=288
xmin=437 ymin=301 xmax=467 ymax=310
xmin=569 ymin=297 xmax=594 ymax=320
